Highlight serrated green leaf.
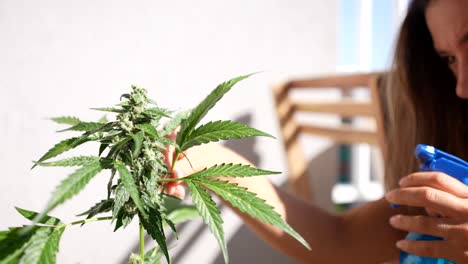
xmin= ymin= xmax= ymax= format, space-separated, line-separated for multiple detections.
xmin=1 ymin=210 xmax=64 ymax=264
xmin=160 ymin=110 xmax=190 ymax=137
xmin=166 ymin=205 xmax=200 ymax=225
xmin=35 ymin=156 xmax=99 ymax=167
xmin=99 ymin=143 xmax=108 ymax=156
xmin=14 ymin=208 xmax=39 ymax=222
xmin=162 ymin=194 xmax=183 ymax=213
xmin=33 ymin=137 xmax=90 ymax=168
xmin=136 ymin=124 xmax=158 ymax=138
xmin=199 ymin=179 xmax=310 ymax=250
xmin=0 ymin=227 xmax=36 ymax=264
xmin=181 ymin=120 xmax=274 ymax=150
xmin=98 ymin=115 xmax=108 ymax=124
xmin=113 ymin=210 xmax=135 ymax=231
xmin=107 ymin=169 xmax=116 ymax=199
xmin=0 ymin=231 xmax=9 ymax=242
xmin=42 ymin=161 xmax=103 ymax=215
xmin=19 ymin=221 xmax=64 ymax=264
xmin=140 ymin=208 xmax=170 ymax=264
xmin=143 ymin=108 xmax=171 ymax=119
xmin=91 ymin=107 xmax=124 ymax=113
xmin=112 ymin=185 xmax=130 ymax=220
xmin=115 ymin=161 xmax=148 ymax=219
xmin=77 ymin=199 xmax=114 ymax=219
xmin=131 ymin=131 xmax=144 ymax=157
xmin=106 ymin=136 xmax=132 ymax=159
xmin=186 ymin=180 xmax=227 ymax=263
xmin=14 ymin=208 xmax=61 ymax=225
xmin=157 ymin=137 xmax=177 ymax=151
xmin=183 ymin=163 xmax=280 ymax=180
xmin=177 ymin=74 xmax=254 ymax=150
xmin=50 ymin=116 xmax=81 ymax=126
xmin=58 ymin=122 xmax=105 ymax=132
xmin=144 ymin=247 xmax=163 ymax=264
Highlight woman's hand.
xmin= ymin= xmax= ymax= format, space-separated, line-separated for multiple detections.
xmin=162 ymin=130 xmax=186 ymax=199
xmin=385 ymin=171 xmax=468 ymax=262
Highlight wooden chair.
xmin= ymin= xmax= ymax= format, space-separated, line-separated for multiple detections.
xmin=272 ymin=72 xmax=387 ymax=201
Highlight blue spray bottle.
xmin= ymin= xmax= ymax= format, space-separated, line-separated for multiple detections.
xmin=399 ymin=144 xmax=468 ymax=264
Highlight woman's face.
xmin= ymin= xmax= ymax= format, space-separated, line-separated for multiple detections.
xmin=426 ymin=0 xmax=468 ymax=99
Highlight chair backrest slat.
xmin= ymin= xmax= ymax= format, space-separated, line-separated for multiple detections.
xmin=272 ymin=72 xmax=387 ymax=201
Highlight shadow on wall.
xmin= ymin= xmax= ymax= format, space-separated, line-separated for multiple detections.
xmin=306 ymin=143 xmax=340 ymax=212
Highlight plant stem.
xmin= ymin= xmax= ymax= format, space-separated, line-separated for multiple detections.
xmin=139 ymin=221 xmax=145 ymax=261
xmin=171 ymin=152 xmax=180 ymax=172
xmin=66 ymin=216 xmax=112 ymax=227
xmin=158 ymin=177 xmax=181 ymax=183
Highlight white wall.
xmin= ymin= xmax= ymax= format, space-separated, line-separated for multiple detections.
xmin=0 ymin=0 xmax=338 ymax=263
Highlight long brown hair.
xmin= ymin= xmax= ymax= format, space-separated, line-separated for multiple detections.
xmin=385 ymin=0 xmax=468 ymax=189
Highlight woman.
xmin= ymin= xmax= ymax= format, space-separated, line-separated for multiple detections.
xmin=166 ymin=0 xmax=468 ymax=263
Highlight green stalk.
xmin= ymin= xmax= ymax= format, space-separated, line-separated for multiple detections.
xmin=139 ymin=222 xmax=145 ymax=261
xmin=20 ymin=216 xmax=113 ymax=236
xmin=171 ymin=152 xmax=180 ymax=172
xmin=158 ymin=177 xmax=180 ymax=183
xmin=66 ymin=216 xmax=112 ymax=228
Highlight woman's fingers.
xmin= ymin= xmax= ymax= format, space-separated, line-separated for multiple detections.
xmin=163 ymin=131 xmax=177 ymax=168
xmin=389 ymin=214 xmax=454 ymax=238
xmin=170 ymin=185 xmax=186 ymax=199
xmin=425 ymin=207 xmax=442 ymax=217
xmin=385 ymin=187 xmax=468 ymax=219
xmin=399 ymin=172 xmax=468 ymax=198
xmin=395 ymin=240 xmax=457 ymax=261
xmin=387 ymin=172 xmax=468 ymax=262
xmin=165 ymin=183 xmax=186 ymax=198
xmin=390 ymin=216 xmax=468 ymax=262
xmin=165 ymin=168 xmax=186 ymax=199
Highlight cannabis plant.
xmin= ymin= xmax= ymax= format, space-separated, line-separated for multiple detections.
xmin=0 ymin=74 xmax=310 ymax=264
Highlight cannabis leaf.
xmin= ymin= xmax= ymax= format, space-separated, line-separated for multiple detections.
xmin=131 ymin=131 xmax=144 ymax=157
xmin=199 ymin=179 xmax=310 ymax=250
xmin=186 ymin=180 xmax=228 ymax=263
xmin=142 ymin=108 xmax=171 ymax=119
xmin=19 ymin=225 xmax=64 ymax=264
xmin=180 ymin=120 xmax=274 ymax=150
xmin=136 ymin=124 xmax=158 ymax=139
xmin=58 ymin=121 xmax=104 ymax=132
xmin=90 ymin=107 xmax=125 ymax=114
xmin=183 ymin=163 xmax=281 ymax=180
xmin=33 ymin=137 xmax=90 ymax=167
xmin=0 ymin=227 xmax=36 ymax=264
xmin=160 ymin=111 xmax=190 ymax=137
xmin=176 ymin=74 xmax=254 ymax=151
xmin=166 ymin=205 xmax=199 ymax=225
xmin=35 ymin=156 xmax=99 ymax=167
xmin=77 ymin=199 xmax=114 ymax=219
xmin=43 ymin=159 xmax=103 ymax=214
xmin=140 ymin=208 xmax=170 ymax=264
xmin=115 ymin=161 xmax=148 ymax=219
xmin=144 ymin=247 xmax=164 ymax=264
xmin=50 ymin=116 xmax=81 ymax=126
xmin=111 ymin=185 xmax=130 ymax=221
xmin=0 ymin=208 xmax=65 ymax=264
